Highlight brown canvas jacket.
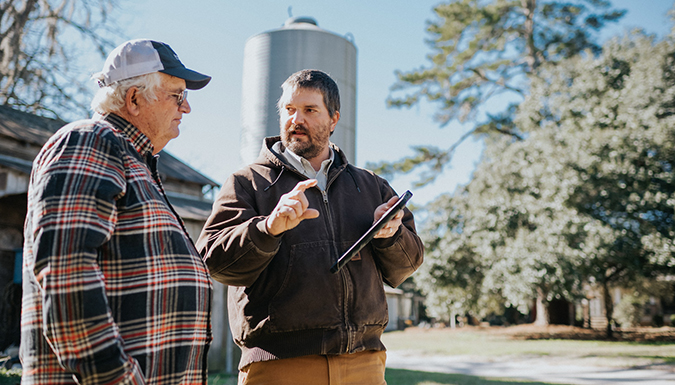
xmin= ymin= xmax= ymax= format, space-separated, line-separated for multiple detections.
xmin=196 ymin=137 xmax=423 ymax=369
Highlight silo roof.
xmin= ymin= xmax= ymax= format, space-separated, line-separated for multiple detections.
xmin=283 ymin=16 xmax=318 ymax=28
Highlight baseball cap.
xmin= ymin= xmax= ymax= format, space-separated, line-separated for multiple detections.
xmin=96 ymin=39 xmax=211 ymax=90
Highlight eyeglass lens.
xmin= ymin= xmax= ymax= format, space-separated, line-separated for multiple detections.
xmin=177 ymin=90 xmax=187 ymax=106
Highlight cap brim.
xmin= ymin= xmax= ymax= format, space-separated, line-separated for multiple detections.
xmin=161 ymin=67 xmax=212 ymax=90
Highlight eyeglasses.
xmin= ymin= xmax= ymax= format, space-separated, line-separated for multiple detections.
xmin=166 ymin=90 xmax=188 ymax=106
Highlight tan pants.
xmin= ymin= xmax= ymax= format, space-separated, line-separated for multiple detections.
xmin=238 ymin=350 xmax=387 ymax=385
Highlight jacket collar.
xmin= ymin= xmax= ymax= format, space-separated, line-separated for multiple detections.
xmin=259 ymin=136 xmax=349 ymax=173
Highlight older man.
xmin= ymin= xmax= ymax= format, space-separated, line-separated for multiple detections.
xmin=21 ymin=39 xmax=212 ymax=384
xmin=198 ymin=69 xmax=424 ymax=385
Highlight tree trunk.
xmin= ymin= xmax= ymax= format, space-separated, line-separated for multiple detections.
xmin=602 ymin=280 xmax=614 ymax=339
xmin=520 ymin=0 xmax=540 ymax=71
xmin=534 ymin=287 xmax=549 ymax=326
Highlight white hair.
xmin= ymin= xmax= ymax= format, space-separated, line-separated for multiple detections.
xmin=90 ymin=72 xmax=163 ymax=115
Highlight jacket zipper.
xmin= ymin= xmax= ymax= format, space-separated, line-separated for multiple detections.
xmin=284 ymin=160 xmax=353 ymax=353
xmin=323 ymin=169 xmax=353 ymax=354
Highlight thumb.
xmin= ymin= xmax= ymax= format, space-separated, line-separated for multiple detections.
xmin=385 ymin=195 xmax=399 ymax=208
xmin=301 ymin=208 xmax=320 ymax=220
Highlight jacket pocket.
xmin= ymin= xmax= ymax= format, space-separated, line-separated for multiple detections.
xmin=340 ymin=241 xmax=389 ymax=327
xmin=268 ymin=240 xmax=343 ymax=332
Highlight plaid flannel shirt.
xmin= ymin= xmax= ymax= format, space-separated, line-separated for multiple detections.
xmin=20 ymin=114 xmax=212 ymax=385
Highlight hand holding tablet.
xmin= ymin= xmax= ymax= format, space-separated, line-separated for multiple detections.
xmin=330 ymin=190 xmax=413 ymax=273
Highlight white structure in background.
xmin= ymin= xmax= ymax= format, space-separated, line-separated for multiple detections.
xmin=239 ymin=16 xmax=357 ymax=165
xmin=210 ymin=17 xmax=358 ymax=373
xmin=385 ymin=286 xmax=423 ymax=332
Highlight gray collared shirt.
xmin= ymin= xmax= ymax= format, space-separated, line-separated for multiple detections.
xmin=272 ymin=142 xmax=334 ymax=191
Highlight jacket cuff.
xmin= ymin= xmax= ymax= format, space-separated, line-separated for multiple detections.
xmin=251 ymin=217 xmax=282 ymax=253
xmin=371 ymin=226 xmax=402 ymax=250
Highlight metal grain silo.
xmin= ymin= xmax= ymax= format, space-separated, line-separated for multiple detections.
xmin=240 ymin=17 xmax=357 ymax=166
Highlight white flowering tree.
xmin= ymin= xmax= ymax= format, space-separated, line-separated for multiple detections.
xmin=418 ymin=30 xmax=675 ymax=335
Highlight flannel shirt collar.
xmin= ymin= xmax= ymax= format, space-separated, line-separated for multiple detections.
xmin=103 ymin=113 xmax=155 ymax=157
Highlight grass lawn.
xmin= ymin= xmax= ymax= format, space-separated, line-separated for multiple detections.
xmin=381 ymin=325 xmax=675 ymax=368
xmin=0 ymin=369 xmax=20 ymax=385
xmin=207 ymin=368 xmax=567 ymax=385
xmin=385 ymin=368 xmax=577 ymax=385
xmin=4 ymin=325 xmax=674 ymax=385
xmin=209 ymin=372 xmax=238 ymax=385
xmin=207 ymin=325 xmax=675 ymax=385
xmin=208 ymin=369 xmax=576 ymax=385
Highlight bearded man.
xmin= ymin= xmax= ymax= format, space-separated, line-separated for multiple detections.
xmin=197 ymin=69 xmax=423 ymax=385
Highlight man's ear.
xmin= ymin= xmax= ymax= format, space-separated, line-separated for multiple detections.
xmin=125 ymin=87 xmax=141 ymax=116
xmin=330 ymin=110 xmax=340 ymax=133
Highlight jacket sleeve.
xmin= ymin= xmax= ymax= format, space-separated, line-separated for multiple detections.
xmin=196 ymin=173 xmax=282 ymax=287
xmin=28 ymin=128 xmax=145 ymax=384
xmin=370 ymin=181 xmax=424 ymax=288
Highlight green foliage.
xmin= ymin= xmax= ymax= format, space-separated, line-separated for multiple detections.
xmin=0 ymin=368 xmax=20 ymax=385
xmin=416 ymin=29 xmax=675 ymax=324
xmin=613 ymin=279 xmax=673 ymax=327
xmin=520 ymin=31 xmax=675 ymax=279
xmin=372 ymin=0 xmax=624 ymax=184
xmin=614 ymin=292 xmax=648 ymax=327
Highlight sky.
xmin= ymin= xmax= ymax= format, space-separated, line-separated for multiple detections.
xmin=104 ymin=0 xmax=675 ymax=205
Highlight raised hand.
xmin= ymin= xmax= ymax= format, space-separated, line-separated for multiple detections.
xmin=265 ymin=179 xmax=320 ymax=236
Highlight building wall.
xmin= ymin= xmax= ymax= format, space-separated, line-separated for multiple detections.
xmin=0 ymin=193 xmax=26 ymax=351
xmin=0 ymin=167 xmax=29 ymax=198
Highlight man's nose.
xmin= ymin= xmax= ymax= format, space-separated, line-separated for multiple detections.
xmin=291 ymin=111 xmax=304 ymax=124
xmin=180 ymin=99 xmax=191 ymax=114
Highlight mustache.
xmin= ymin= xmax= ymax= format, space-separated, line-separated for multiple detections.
xmin=289 ymin=124 xmax=308 ymax=135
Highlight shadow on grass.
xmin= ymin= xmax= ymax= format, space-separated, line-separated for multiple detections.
xmin=0 ymin=376 xmax=20 ymax=385
xmin=208 ymin=373 xmax=238 ymax=385
xmin=648 ymin=355 xmax=675 ymax=364
xmin=0 ymin=368 xmax=20 ymax=385
xmin=207 ymin=369 xmax=567 ymax=385
xmin=385 ymin=368 xmax=572 ymax=385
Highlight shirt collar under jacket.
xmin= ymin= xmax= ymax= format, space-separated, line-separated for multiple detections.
xmin=100 ymin=112 xmax=155 ymax=157
xmin=272 ymin=141 xmax=334 ymax=191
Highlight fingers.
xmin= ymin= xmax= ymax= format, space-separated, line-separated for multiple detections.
xmin=266 ymin=180 xmax=319 ymax=236
xmin=284 ymin=179 xmax=317 ymax=214
xmin=294 ymin=179 xmax=318 ymax=192
xmin=302 ymin=208 xmax=320 ymax=220
xmin=285 ymin=179 xmax=317 ymax=215
xmin=381 ymin=195 xmax=399 ymax=213
xmin=373 ymin=196 xmax=404 ymax=239
xmin=385 ymin=195 xmax=399 ymax=207
xmin=374 ymin=213 xmax=403 ymax=238
xmin=374 ymin=195 xmax=400 ymax=222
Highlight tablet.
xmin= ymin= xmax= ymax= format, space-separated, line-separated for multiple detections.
xmin=330 ymin=190 xmax=413 ymax=273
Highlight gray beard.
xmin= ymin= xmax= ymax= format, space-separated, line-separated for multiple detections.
xmin=281 ymin=123 xmax=330 ymax=160
xmin=284 ymin=139 xmax=323 ymax=159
